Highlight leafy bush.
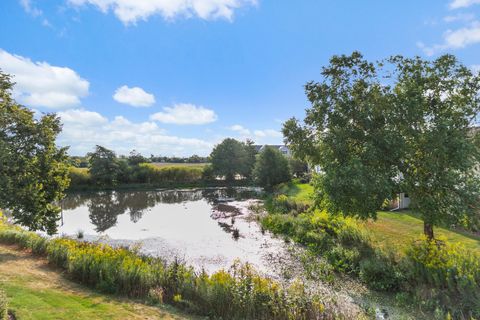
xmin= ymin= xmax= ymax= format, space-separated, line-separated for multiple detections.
xmin=359 ymin=252 xmax=401 ymax=291
xmin=68 ymin=167 xmax=92 ymax=186
xmin=0 ymin=290 xmax=7 ymax=320
xmin=0 ymin=222 xmax=337 ymax=320
xmin=404 ymin=238 xmax=480 ymax=318
xmin=141 ymin=164 xmax=203 ymax=184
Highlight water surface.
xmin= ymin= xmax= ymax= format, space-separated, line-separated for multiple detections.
xmin=59 ymin=188 xmax=287 ymax=273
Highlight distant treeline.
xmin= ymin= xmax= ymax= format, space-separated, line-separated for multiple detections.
xmin=70 ymin=152 xmax=208 ymax=168
xmin=68 ymin=141 xmax=309 ymax=191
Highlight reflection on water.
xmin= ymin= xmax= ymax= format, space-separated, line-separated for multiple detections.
xmin=58 ymin=188 xmax=288 ymax=273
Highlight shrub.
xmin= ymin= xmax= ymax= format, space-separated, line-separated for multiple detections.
xmin=0 ymin=290 xmax=7 ymax=320
xmin=140 ymin=164 xmax=203 ymax=185
xmin=359 ymin=253 xmax=401 ymax=291
xmin=68 ymin=167 xmax=92 ymax=186
xmin=405 ymin=238 xmax=480 ymax=318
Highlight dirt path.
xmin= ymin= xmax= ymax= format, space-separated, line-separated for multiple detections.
xmin=0 ymin=244 xmax=199 ymax=320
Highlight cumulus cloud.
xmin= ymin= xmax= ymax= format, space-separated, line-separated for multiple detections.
xmin=57 ymin=109 xmax=213 ymax=156
xmin=150 ymin=103 xmax=218 ymax=125
xmin=228 ymin=124 xmax=283 ymax=144
xmin=418 ymin=21 xmax=480 ymax=55
xmin=0 ymin=49 xmax=89 ymax=108
xmin=450 ymin=0 xmax=480 ymax=9
xmin=113 ymin=85 xmax=155 ymax=107
xmin=229 ymin=124 xmax=251 ymax=135
xmin=68 ymin=0 xmax=257 ymax=25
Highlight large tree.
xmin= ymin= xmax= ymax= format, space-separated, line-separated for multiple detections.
xmin=283 ymin=52 xmax=480 ymax=240
xmin=0 ymin=71 xmax=70 ymax=235
xmin=88 ymin=145 xmax=120 ymax=187
xmin=253 ymin=146 xmax=291 ymax=189
xmin=210 ymin=138 xmax=254 ymax=181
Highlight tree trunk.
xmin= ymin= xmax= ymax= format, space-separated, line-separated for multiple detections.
xmin=423 ymin=222 xmax=434 ymax=240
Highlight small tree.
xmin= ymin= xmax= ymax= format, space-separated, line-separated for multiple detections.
xmin=128 ymin=149 xmax=148 ymax=166
xmin=88 ymin=145 xmax=120 ymax=187
xmin=283 ymin=52 xmax=480 ymax=240
xmin=210 ymin=138 xmax=251 ymax=181
xmin=0 ymin=71 xmax=70 ymax=235
xmin=253 ymin=146 xmax=291 ymax=189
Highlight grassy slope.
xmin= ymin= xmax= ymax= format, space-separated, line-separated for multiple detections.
xmin=283 ymin=182 xmax=480 ymax=253
xmin=0 ymin=244 xmax=198 ymax=320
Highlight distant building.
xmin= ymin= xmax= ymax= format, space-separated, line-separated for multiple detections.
xmin=254 ymin=145 xmax=292 ymax=157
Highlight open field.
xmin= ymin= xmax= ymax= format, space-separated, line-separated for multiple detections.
xmin=0 ymin=244 xmax=198 ymax=320
xmin=150 ymin=163 xmax=209 ymax=169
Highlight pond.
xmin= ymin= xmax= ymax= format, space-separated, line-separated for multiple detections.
xmin=58 ymin=188 xmax=288 ymax=274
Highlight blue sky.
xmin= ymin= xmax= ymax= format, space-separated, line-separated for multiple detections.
xmin=1 ymin=0 xmax=480 ymax=156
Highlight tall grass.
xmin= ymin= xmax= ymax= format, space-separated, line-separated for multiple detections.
xmin=0 ymin=222 xmax=337 ymax=319
xmin=0 ymin=290 xmax=7 ymax=320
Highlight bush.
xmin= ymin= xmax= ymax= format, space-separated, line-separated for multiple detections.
xmin=68 ymin=167 xmax=92 ymax=186
xmin=141 ymin=164 xmax=203 ymax=184
xmin=0 ymin=290 xmax=7 ymax=320
xmin=0 ymin=222 xmax=336 ymax=320
xmin=359 ymin=253 xmax=401 ymax=291
xmin=404 ymin=238 xmax=480 ymax=318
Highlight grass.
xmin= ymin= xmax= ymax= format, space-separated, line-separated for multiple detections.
xmin=0 ymin=244 xmax=197 ymax=320
xmin=281 ymin=182 xmax=480 ymax=253
xmin=150 ymin=163 xmax=209 ymax=169
xmin=275 ymin=182 xmax=314 ymax=203
xmin=364 ymin=211 xmax=480 ymax=254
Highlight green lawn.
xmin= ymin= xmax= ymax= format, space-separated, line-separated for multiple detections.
xmin=282 ymin=183 xmax=480 ymax=253
xmin=364 ymin=211 xmax=480 ymax=253
xmin=0 ymin=244 xmax=198 ymax=320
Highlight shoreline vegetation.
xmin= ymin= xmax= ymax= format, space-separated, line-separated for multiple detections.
xmin=0 ymin=219 xmax=353 ymax=320
xmin=261 ymin=182 xmax=480 ymax=319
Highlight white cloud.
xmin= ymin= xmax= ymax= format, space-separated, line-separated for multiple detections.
xmin=443 ymin=13 xmax=475 ymax=23
xmin=68 ymin=0 xmax=257 ymax=25
xmin=57 ymin=109 xmax=213 ymax=156
xmin=229 ymin=124 xmax=250 ymax=135
xmin=418 ymin=21 xmax=480 ymax=55
xmin=0 ymin=49 xmax=89 ymax=108
xmin=450 ymin=0 xmax=480 ymax=9
xmin=150 ymin=103 xmax=218 ymax=125
xmin=113 ymin=85 xmax=155 ymax=107
xmin=228 ymin=124 xmax=282 ymax=144
xmin=19 ymin=0 xmax=42 ymax=17
xmin=253 ymin=129 xmax=282 ymax=138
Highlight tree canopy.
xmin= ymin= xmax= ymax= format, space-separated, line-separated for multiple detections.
xmin=210 ymin=138 xmax=256 ymax=181
xmin=0 ymin=71 xmax=70 ymax=235
xmin=283 ymin=52 xmax=480 ymax=239
xmin=88 ymin=145 xmax=120 ymax=187
xmin=253 ymin=146 xmax=291 ymax=189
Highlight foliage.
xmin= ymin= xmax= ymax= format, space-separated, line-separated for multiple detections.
xmin=210 ymin=138 xmax=255 ymax=182
xmin=68 ymin=167 xmax=91 ymax=186
xmin=283 ymin=52 xmax=480 ymax=239
xmin=128 ymin=149 xmax=149 ymax=166
xmin=262 ymin=184 xmax=480 ymax=317
xmin=253 ymin=146 xmax=292 ymax=190
xmin=405 ymin=238 xmax=480 ymax=318
xmin=0 ymin=70 xmax=70 ymax=235
xmin=288 ymin=158 xmax=309 ymax=179
xmin=0 ymin=289 xmax=7 ymax=320
xmin=88 ymin=145 xmax=121 ymax=187
xmin=0 ymin=221 xmax=335 ymax=320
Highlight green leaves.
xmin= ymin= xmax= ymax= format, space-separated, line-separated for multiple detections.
xmin=253 ymin=146 xmax=291 ymax=190
xmin=284 ymin=52 xmax=480 ymax=237
xmin=0 ymin=71 xmax=70 ymax=235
